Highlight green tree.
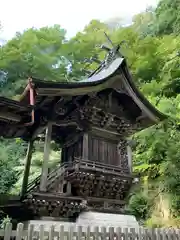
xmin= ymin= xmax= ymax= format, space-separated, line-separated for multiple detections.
xmin=132 ymin=8 xmax=156 ymax=37
xmin=0 ymin=139 xmax=26 ymax=194
xmin=0 ymin=25 xmax=67 ymax=98
xmin=11 ymin=140 xmax=61 ymax=194
xmin=155 ymin=0 xmax=180 ymax=35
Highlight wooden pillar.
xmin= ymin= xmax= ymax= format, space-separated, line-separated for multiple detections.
xmin=127 ymin=144 xmax=132 ymax=173
xmin=40 ymin=122 xmax=52 ymax=192
xmin=117 ymin=141 xmax=122 ymax=167
xmin=82 ymin=133 xmax=88 ymax=160
xmin=66 ymin=182 xmax=71 ymax=195
xmin=21 ymin=140 xmax=34 ymax=197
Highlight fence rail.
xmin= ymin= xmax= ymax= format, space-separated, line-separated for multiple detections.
xmin=0 ymin=223 xmax=180 ymax=240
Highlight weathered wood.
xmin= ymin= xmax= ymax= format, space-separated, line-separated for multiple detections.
xmin=138 ymin=227 xmax=144 ymax=240
xmin=116 ymin=227 xmax=123 ymax=240
xmin=59 ymin=225 xmax=64 ymax=240
xmin=109 ymin=227 xmax=114 ymax=240
xmin=101 ymin=226 xmax=107 ymax=240
xmin=86 ymin=226 xmax=91 ymax=240
xmin=82 ymin=133 xmax=88 ymax=160
xmin=49 ymin=225 xmax=55 ymax=240
xmin=39 ymin=225 xmax=45 ymax=240
xmin=127 ymin=144 xmax=132 ymax=173
xmin=32 ymin=126 xmax=47 ymax=140
xmin=0 ymin=111 xmax=21 ymax=122
xmin=21 ymin=140 xmax=34 ymax=196
xmin=4 ymin=222 xmax=12 ymax=240
xmin=40 ymin=122 xmax=52 ymax=192
xmin=27 ymin=224 xmax=34 ymax=240
xmin=123 ymin=228 xmax=129 ymax=240
xmin=92 ymin=126 xmax=121 ymax=137
xmin=93 ymin=226 xmax=99 ymax=240
xmin=16 ymin=223 xmax=24 ymax=240
xmin=0 ymin=223 xmax=180 ymax=239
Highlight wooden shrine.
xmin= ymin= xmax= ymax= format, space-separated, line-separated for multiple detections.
xmin=0 ymin=45 xmax=166 ymax=222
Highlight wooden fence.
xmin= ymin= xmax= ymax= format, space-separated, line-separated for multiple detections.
xmin=0 ymin=223 xmax=180 ymax=240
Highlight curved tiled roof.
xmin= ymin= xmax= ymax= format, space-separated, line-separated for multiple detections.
xmin=0 ymin=51 xmax=167 ymax=140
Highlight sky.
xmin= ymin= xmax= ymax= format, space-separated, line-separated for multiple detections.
xmin=1 ymin=0 xmax=159 ymax=40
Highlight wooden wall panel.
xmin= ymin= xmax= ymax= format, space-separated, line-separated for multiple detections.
xmin=62 ymin=133 xmax=125 ymax=168
xmin=62 ymin=136 xmax=83 ymax=162
xmin=88 ymin=135 xmax=119 ymax=166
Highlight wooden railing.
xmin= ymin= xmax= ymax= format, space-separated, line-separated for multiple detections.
xmin=0 ymin=223 xmax=180 ymax=240
xmin=74 ymin=158 xmax=130 ymax=176
xmin=26 ymin=159 xmax=131 ymax=195
xmin=26 ymin=162 xmax=70 ymax=194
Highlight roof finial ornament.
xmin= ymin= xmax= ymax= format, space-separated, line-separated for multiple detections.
xmin=84 ymin=33 xmax=128 ymax=79
xmin=104 ymin=32 xmax=114 ymax=48
xmin=101 ymin=32 xmax=124 ymax=58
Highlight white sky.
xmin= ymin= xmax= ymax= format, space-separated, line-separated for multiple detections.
xmin=1 ymin=0 xmax=159 ymax=40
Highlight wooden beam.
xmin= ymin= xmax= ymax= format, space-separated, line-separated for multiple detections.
xmin=0 ymin=111 xmax=21 ymax=122
xmin=82 ymin=133 xmax=88 ymax=160
xmin=40 ymin=122 xmax=52 ymax=192
xmin=32 ymin=125 xmax=47 ymax=140
xmin=54 ymin=97 xmax=65 ymax=115
xmin=103 ymin=114 xmax=114 ymax=128
xmin=31 ymin=192 xmax=126 ymax=204
xmin=90 ymin=128 xmax=122 ymax=142
xmin=21 ymin=140 xmax=34 ymax=197
xmin=54 ymin=120 xmax=82 ymax=129
xmin=91 ymin=126 xmax=121 ymax=136
xmin=127 ymin=144 xmax=132 ymax=173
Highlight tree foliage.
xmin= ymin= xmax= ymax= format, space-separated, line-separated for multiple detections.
xmin=0 ymin=0 xmax=180 ymax=227
xmin=154 ymin=0 xmax=180 ymax=35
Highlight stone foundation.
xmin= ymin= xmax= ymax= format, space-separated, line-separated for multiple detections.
xmin=25 ymin=211 xmax=139 ymax=231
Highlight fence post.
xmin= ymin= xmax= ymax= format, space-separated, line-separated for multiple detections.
xmin=27 ymin=224 xmax=34 ymax=240
xmin=138 ymin=227 xmax=144 ymax=240
xmin=4 ymin=222 xmax=12 ymax=240
xmin=59 ymin=225 xmax=64 ymax=240
xmin=49 ymin=225 xmax=55 ymax=240
xmin=109 ymin=227 xmax=114 ymax=240
xmin=174 ymin=228 xmax=180 ymax=239
xmin=166 ymin=229 xmax=174 ymax=240
xmin=116 ymin=227 xmax=123 ymax=240
xmin=86 ymin=226 xmax=91 ymax=240
xmin=69 ymin=226 xmax=74 ymax=240
xmin=144 ymin=228 xmax=149 ymax=240
xmin=77 ymin=226 xmax=82 ymax=240
xmin=39 ymin=225 xmax=45 ymax=240
xmin=130 ymin=227 xmax=137 ymax=240
xmin=94 ymin=226 xmax=99 ymax=240
xmin=16 ymin=223 xmax=24 ymax=240
xmin=101 ymin=226 xmax=106 ymax=240
xmin=124 ymin=228 xmax=129 ymax=240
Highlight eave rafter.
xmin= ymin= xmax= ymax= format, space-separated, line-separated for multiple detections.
xmin=30 ymin=95 xmax=89 ymax=141
xmin=0 ymin=111 xmax=22 ymax=122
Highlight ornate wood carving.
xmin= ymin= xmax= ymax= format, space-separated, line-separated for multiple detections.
xmin=22 ymin=155 xmax=132 ymax=218
xmin=23 ymin=197 xmax=86 ymax=218
xmin=118 ymin=140 xmax=129 ymax=171
xmin=23 ymin=194 xmax=125 ymax=217
xmin=54 ymin=97 xmax=65 ymax=115
xmin=87 ymin=201 xmax=124 ymax=213
xmin=75 ymin=101 xmax=138 ymax=137
xmin=63 ymin=171 xmax=132 ymax=200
